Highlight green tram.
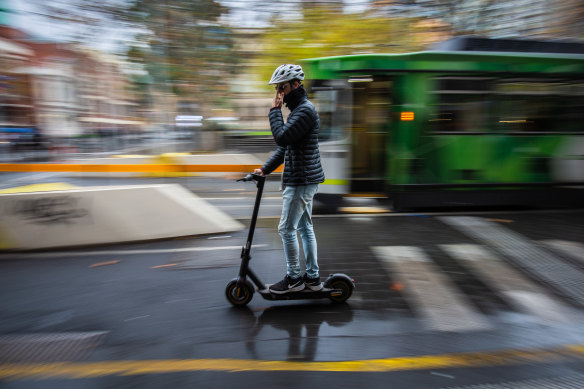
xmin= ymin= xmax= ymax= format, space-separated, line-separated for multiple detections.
xmin=302 ymin=37 xmax=584 ymax=210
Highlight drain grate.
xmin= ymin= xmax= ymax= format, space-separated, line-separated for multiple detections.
xmin=0 ymin=332 xmax=107 ymax=363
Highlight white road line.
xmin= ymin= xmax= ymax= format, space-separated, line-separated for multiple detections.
xmin=0 ymin=244 xmax=269 ymax=260
xmin=543 ymin=240 xmax=584 ymax=265
xmin=440 ymin=243 xmax=576 ymax=324
xmin=373 ymin=246 xmax=492 ymax=332
xmin=0 ymin=172 xmax=63 ymax=188
xmin=440 ymin=216 xmax=584 ymax=307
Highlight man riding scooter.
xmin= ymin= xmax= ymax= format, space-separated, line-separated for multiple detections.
xmin=254 ymin=64 xmax=325 ymax=295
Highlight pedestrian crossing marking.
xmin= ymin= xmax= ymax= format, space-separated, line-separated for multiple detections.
xmin=373 ymin=246 xmax=493 ymax=332
xmin=441 ymin=373 xmax=584 ymax=389
xmin=543 ymin=240 xmax=584 ymax=265
xmin=439 ymin=244 xmax=576 ymax=324
xmin=440 ymin=217 xmax=584 ymax=307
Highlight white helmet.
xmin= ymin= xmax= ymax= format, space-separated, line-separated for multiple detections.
xmin=268 ymin=64 xmax=305 ymax=85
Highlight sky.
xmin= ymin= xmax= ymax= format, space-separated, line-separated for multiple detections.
xmin=5 ymin=0 xmax=370 ymax=52
xmin=6 ymin=0 xmax=131 ymax=52
xmin=220 ymin=0 xmax=370 ymax=28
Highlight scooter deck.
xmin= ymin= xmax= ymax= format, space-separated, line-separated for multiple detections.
xmin=258 ymin=287 xmax=342 ymax=301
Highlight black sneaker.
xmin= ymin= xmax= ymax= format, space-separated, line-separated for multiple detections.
xmin=269 ymin=275 xmax=305 ymax=294
xmin=303 ymin=274 xmax=323 ymax=291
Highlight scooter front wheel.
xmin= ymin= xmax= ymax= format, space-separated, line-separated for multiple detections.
xmin=326 ymin=278 xmax=353 ymax=304
xmin=225 ymin=280 xmax=254 ymax=307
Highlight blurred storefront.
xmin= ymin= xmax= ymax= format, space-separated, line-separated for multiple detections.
xmin=1 ymin=26 xmax=142 ymax=153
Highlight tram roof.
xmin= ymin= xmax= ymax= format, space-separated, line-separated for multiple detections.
xmin=302 ymin=50 xmax=584 ymax=79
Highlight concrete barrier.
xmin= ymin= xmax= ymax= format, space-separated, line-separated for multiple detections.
xmin=0 ymin=184 xmax=244 ymax=250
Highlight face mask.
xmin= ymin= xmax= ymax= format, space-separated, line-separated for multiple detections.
xmin=283 ymin=85 xmax=306 ymax=109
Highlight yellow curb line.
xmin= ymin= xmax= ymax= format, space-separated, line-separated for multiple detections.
xmin=1 ymin=343 xmax=583 ymax=380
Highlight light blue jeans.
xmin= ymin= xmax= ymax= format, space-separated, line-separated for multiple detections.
xmin=278 ymin=184 xmax=319 ymax=279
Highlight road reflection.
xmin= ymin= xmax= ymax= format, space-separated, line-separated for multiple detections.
xmin=231 ymin=304 xmax=354 ymax=361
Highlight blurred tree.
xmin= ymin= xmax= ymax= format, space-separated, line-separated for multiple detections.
xmin=255 ymin=2 xmax=445 ymax=85
xmin=25 ymin=0 xmax=238 ymax=109
xmin=124 ymin=0 xmax=237 ymax=103
xmin=416 ymin=0 xmax=584 ymax=40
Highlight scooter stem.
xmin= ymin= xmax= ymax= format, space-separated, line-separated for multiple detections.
xmin=245 ymin=174 xmax=265 ymax=253
xmin=237 ymin=174 xmax=266 ymax=286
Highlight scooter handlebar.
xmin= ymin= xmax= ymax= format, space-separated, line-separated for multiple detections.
xmin=237 ymin=173 xmax=265 ymax=182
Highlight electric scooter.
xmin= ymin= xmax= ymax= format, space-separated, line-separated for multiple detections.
xmin=225 ymin=173 xmax=355 ymax=307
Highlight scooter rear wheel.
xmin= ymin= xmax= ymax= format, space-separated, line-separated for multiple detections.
xmin=225 ymin=280 xmax=254 ymax=307
xmin=327 ymin=278 xmax=353 ymax=303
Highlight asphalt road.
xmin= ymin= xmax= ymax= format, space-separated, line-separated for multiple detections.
xmin=1 ymin=171 xmax=584 ymax=389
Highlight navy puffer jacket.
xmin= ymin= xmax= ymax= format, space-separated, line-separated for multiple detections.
xmin=261 ymin=92 xmax=325 ymax=186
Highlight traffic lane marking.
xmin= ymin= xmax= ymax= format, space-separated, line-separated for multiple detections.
xmin=0 ymin=244 xmax=269 ymax=260
xmin=1 ymin=343 xmax=584 ymax=380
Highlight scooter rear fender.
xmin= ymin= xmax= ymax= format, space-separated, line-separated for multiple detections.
xmin=324 ymin=273 xmax=355 ymax=289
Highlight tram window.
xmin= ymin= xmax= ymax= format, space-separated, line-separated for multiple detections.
xmin=494 ymin=80 xmax=584 ymax=133
xmin=430 ymin=77 xmax=492 ymax=133
xmin=430 ymin=77 xmax=584 ymax=133
xmin=352 ymin=80 xmax=392 ymax=128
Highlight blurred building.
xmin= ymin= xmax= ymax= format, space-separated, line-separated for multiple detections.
xmin=449 ymin=0 xmax=580 ymax=39
xmin=13 ymin=39 xmax=83 ymax=138
xmin=75 ymin=49 xmax=141 ymax=137
xmin=548 ymin=0 xmax=584 ymax=40
xmin=370 ymin=0 xmax=584 ymax=41
xmin=0 ymin=25 xmax=140 ymax=142
xmin=0 ymin=32 xmax=33 ymax=129
xmin=229 ymin=28 xmax=273 ymax=132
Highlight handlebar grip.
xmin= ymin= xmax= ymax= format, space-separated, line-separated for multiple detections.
xmin=237 ymin=173 xmax=255 ymax=182
xmin=236 ymin=173 xmax=265 ymax=182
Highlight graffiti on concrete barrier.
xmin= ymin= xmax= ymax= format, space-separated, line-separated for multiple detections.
xmin=9 ymin=196 xmax=90 ymax=225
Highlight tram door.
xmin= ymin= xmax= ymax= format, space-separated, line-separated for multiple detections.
xmin=350 ymin=78 xmax=392 ymax=193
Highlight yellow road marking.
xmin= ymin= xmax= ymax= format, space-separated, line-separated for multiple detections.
xmin=0 ymin=182 xmax=78 ymax=194
xmin=1 ymin=343 xmax=584 ymax=380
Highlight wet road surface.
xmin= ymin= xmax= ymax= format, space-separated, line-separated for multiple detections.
xmin=1 ymin=203 xmax=584 ymax=388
